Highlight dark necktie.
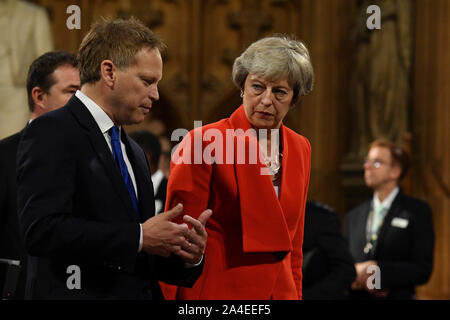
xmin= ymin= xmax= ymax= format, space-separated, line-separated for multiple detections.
xmin=109 ymin=126 xmax=140 ymax=220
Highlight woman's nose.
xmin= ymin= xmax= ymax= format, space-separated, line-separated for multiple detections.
xmin=261 ymin=89 xmax=273 ymax=106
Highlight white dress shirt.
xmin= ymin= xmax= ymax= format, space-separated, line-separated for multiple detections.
xmin=373 ymin=186 xmax=399 ymax=213
xmin=366 ymin=186 xmax=400 ymax=236
xmin=151 ymin=169 xmax=164 ymax=214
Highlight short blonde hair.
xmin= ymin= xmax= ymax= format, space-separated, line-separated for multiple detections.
xmin=78 ymin=17 xmax=166 ymax=85
xmin=232 ymin=35 xmax=314 ymax=105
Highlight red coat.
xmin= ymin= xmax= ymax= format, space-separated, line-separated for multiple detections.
xmin=161 ymin=105 xmax=311 ymax=300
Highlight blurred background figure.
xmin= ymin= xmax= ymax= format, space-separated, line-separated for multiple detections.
xmin=302 ymin=201 xmax=356 ymax=300
xmin=344 ymin=139 xmax=434 ymax=300
xmin=0 ymin=51 xmax=79 ymax=299
xmin=159 ymin=150 xmax=172 ymax=180
xmin=129 ymin=130 xmax=168 ymax=214
xmin=0 ymin=0 xmax=53 ymax=139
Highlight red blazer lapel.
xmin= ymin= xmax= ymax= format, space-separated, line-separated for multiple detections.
xmin=229 ymin=106 xmax=292 ymax=253
xmin=279 ymin=125 xmax=308 ymax=233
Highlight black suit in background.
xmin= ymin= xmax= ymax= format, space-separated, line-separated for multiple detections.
xmin=302 ymin=201 xmax=356 ymax=300
xmin=0 ymin=128 xmax=27 ymax=299
xmin=16 ymin=95 xmax=202 ymax=299
xmin=344 ymin=191 xmax=434 ymax=299
xmin=154 ymin=176 xmax=168 ymax=214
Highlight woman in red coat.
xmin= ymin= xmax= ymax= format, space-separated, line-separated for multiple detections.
xmin=162 ymin=35 xmax=314 ymax=300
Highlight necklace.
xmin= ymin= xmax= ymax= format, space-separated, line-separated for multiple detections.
xmin=259 ymin=140 xmax=282 ymax=180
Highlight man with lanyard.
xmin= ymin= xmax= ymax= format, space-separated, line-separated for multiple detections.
xmin=344 ymin=139 xmax=434 ymax=299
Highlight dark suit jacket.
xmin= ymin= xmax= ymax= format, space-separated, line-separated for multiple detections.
xmin=0 ymin=128 xmax=27 ymax=299
xmin=16 ymin=95 xmax=202 ymax=299
xmin=154 ymin=176 xmax=167 ymax=214
xmin=302 ymin=201 xmax=356 ymax=300
xmin=344 ymin=190 xmax=434 ymax=299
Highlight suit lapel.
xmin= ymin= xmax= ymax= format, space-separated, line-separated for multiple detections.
xmin=373 ymin=192 xmax=403 ymax=257
xmin=356 ymin=201 xmax=373 ymax=259
xmin=361 ymin=201 xmax=371 ymax=244
xmin=67 ymin=95 xmax=138 ymax=222
xmin=229 ymin=106 xmax=291 ymax=253
xmin=278 ymin=126 xmax=307 ymax=233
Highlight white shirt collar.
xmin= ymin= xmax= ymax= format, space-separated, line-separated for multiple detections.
xmin=75 ymin=90 xmax=116 ymax=134
xmin=373 ymin=186 xmax=399 ymax=211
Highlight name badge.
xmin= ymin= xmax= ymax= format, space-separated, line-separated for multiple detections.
xmin=391 ymin=217 xmax=409 ymax=229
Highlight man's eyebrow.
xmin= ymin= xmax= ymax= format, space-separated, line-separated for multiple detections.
xmin=63 ymin=85 xmax=80 ymax=91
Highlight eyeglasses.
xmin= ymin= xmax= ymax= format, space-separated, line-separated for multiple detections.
xmin=363 ymin=159 xmax=390 ymax=168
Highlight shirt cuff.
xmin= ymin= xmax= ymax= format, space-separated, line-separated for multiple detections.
xmin=138 ymin=224 xmax=143 ymax=252
xmin=185 ymin=254 xmax=203 ymax=268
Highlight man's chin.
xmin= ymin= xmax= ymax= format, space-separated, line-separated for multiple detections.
xmin=364 ymin=180 xmax=375 ymax=189
xmin=124 ymin=115 xmax=147 ymax=126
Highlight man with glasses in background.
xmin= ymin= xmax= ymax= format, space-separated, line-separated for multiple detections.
xmin=344 ymin=139 xmax=434 ymax=299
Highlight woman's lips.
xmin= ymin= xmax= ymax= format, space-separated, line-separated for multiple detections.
xmin=256 ymin=111 xmax=273 ymax=118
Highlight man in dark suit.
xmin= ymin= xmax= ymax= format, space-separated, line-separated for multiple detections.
xmin=344 ymin=139 xmax=434 ymax=299
xmin=129 ymin=130 xmax=168 ymax=214
xmin=0 ymin=51 xmax=80 ymax=299
xmin=302 ymin=201 xmax=356 ymax=300
xmin=16 ymin=17 xmax=211 ymax=299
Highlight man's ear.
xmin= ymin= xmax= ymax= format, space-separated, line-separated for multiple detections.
xmin=100 ymin=60 xmax=117 ymax=88
xmin=31 ymin=86 xmax=47 ymax=112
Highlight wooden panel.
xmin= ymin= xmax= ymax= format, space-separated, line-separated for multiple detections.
xmin=295 ymin=0 xmax=356 ymax=217
xmin=413 ymin=0 xmax=450 ymax=300
xmin=34 ymin=0 xmax=88 ymax=54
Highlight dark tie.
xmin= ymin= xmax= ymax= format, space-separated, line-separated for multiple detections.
xmin=109 ymin=126 xmax=140 ymax=220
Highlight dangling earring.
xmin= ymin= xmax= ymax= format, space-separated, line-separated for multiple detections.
xmin=240 ymin=90 xmax=244 ymax=98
